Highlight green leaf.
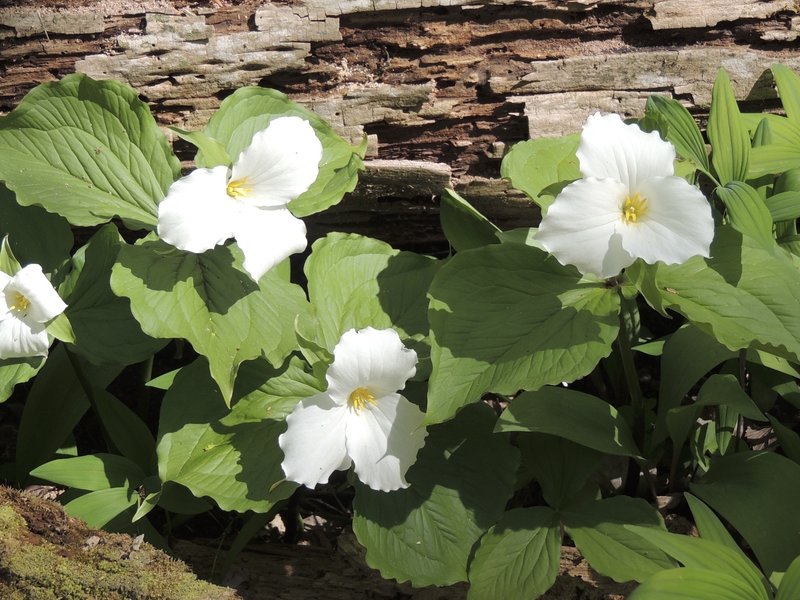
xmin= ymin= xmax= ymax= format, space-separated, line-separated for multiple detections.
xmin=352 ymin=404 xmax=519 ymax=587
xmin=625 ymin=526 xmax=769 ymax=599
xmin=748 ymin=145 xmax=800 ymax=179
xmin=169 ymin=127 xmax=231 ymax=167
xmin=563 ymin=497 xmax=676 ymax=583
xmin=157 ymin=356 xmax=323 ymax=512
xmin=304 ymin=232 xmax=439 ymax=352
xmin=0 ymin=183 xmax=72 ymax=273
xmin=495 ymin=387 xmax=641 ymax=458
xmin=645 ymin=95 xmax=711 ymax=176
xmin=773 ymin=64 xmax=800 ymax=124
xmin=111 ymin=237 xmax=308 ymax=403
xmin=694 ymin=374 xmax=766 ymax=421
xmin=707 ymin=69 xmax=750 ymax=185
xmin=439 ymin=188 xmax=501 ymax=252
xmin=630 ymin=225 xmax=800 ymax=365
xmin=655 ymin=325 xmax=735 ymax=443
xmin=428 ymin=243 xmax=619 ymax=425
xmin=0 ymin=355 xmax=44 ymax=404
xmin=65 ymin=487 xmax=138 ymax=528
xmin=200 ymin=87 xmax=365 ymax=218
xmin=629 ymin=568 xmax=768 ymax=600
xmin=15 ymin=345 xmax=120 ymax=480
xmin=500 ymin=135 xmax=580 ymax=210
xmin=64 ymin=225 xmax=164 ymax=366
xmin=467 ymin=507 xmax=561 ymax=600
xmin=517 ymin=434 xmax=600 ymax=510
xmin=31 ymin=453 xmax=145 ymax=491
xmin=716 ymin=182 xmax=774 ymax=248
xmin=769 ymin=416 xmax=800 ymax=465
xmin=776 ymin=554 xmax=800 ymax=600
xmin=684 ymin=493 xmax=747 ymax=560
xmin=766 ymin=191 xmax=800 ymax=223
xmin=93 ymin=390 xmax=156 ymax=474
xmin=691 ymin=451 xmax=800 ymax=581
xmin=0 ymin=73 xmax=179 ymax=229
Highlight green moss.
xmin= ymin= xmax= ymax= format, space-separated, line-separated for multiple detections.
xmin=0 ymin=487 xmax=239 ymax=600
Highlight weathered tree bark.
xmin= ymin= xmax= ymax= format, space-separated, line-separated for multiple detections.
xmin=1 ymin=0 xmax=798 ymax=250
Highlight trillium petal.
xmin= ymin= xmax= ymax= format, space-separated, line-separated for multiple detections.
xmin=537 ymin=178 xmax=635 ymax=278
xmin=577 ymin=113 xmax=676 ymax=188
xmin=231 ymin=116 xmax=323 ymax=208
xmin=8 ymin=264 xmax=67 ymax=323
xmin=279 ymin=393 xmax=349 ymax=489
xmin=345 ymin=392 xmax=427 ymax=491
xmin=232 ymin=205 xmax=307 ymax=282
xmin=326 ymin=328 xmax=418 ymax=403
xmin=0 ymin=317 xmax=48 ymax=359
xmin=157 ymin=166 xmax=238 ymax=253
xmin=620 ymin=176 xmax=714 ymax=265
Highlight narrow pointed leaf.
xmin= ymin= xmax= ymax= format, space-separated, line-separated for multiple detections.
xmin=716 ymin=182 xmax=774 ymax=248
xmin=65 ymin=487 xmax=138 ymax=528
xmin=773 ymin=64 xmax=800 ymax=123
xmin=31 ymin=453 xmax=145 ymax=491
xmin=645 ymin=95 xmax=710 ymax=175
xmin=440 ymin=188 xmax=500 ymax=252
xmin=684 ymin=493 xmax=747 ymax=560
xmin=707 ymin=69 xmax=749 ymax=185
xmin=629 ymin=568 xmax=767 ymax=600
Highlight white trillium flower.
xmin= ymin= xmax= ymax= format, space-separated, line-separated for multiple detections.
xmin=536 ymin=112 xmax=714 ymax=279
xmin=0 ymin=264 xmax=67 ymax=359
xmin=279 ymin=327 xmax=428 ymax=492
xmin=157 ymin=116 xmax=324 ymax=282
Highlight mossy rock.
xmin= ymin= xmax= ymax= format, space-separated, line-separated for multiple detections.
xmin=0 ymin=485 xmax=240 ymax=600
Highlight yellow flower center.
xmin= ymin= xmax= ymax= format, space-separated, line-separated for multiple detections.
xmin=622 ymin=193 xmax=648 ymax=225
xmin=10 ymin=292 xmax=30 ymax=314
xmin=226 ymin=177 xmax=252 ymax=199
xmin=348 ymin=387 xmax=377 ymax=413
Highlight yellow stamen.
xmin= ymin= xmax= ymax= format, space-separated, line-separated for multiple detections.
xmin=348 ymin=387 xmax=377 ymax=413
xmin=10 ymin=292 xmax=30 ymax=314
xmin=622 ymin=193 xmax=648 ymax=225
xmin=226 ymin=177 xmax=252 ymax=199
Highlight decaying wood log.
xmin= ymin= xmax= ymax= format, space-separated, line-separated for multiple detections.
xmin=1 ymin=0 xmax=798 ymax=250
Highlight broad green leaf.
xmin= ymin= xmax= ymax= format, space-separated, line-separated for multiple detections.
xmin=428 ymin=243 xmax=619 ymax=425
xmin=500 ymin=135 xmax=580 ymax=210
xmin=707 ymin=69 xmax=749 ymax=185
xmin=93 ymin=389 xmax=156 ymax=474
xmin=31 ymin=453 xmax=145 ymax=491
xmin=629 ymin=568 xmax=767 ymax=600
xmin=776 ymin=554 xmax=800 ymax=600
xmin=352 ymin=404 xmax=519 ymax=587
xmin=769 ymin=416 xmax=800 ymax=465
xmin=468 ymin=507 xmax=561 ymax=600
xmin=684 ymin=493 xmax=747 ymax=560
xmin=655 ymin=325 xmax=735 ymax=443
xmin=0 ymin=236 xmax=21 ymax=276
xmin=496 ymin=387 xmax=641 ymax=458
xmin=773 ymin=64 xmax=800 ymax=124
xmin=439 ymin=188 xmax=500 ymax=252
xmin=645 ymin=95 xmax=711 ymax=176
xmin=691 ymin=451 xmax=800 ymax=581
xmin=625 ymin=526 xmax=769 ymax=599
xmin=0 ymin=74 xmax=179 ymax=228
xmin=752 ymin=117 xmax=774 ymax=148
xmin=157 ymin=357 xmax=323 ymax=512
xmin=716 ymin=182 xmax=774 ymax=248
xmin=749 ymin=145 xmax=800 ymax=179
xmin=15 ymin=345 xmax=120 ymax=480
xmin=630 ymin=226 xmax=800 ymax=365
xmin=694 ymin=374 xmax=766 ymax=421
xmin=741 ymin=113 xmax=800 ymax=146
xmin=517 ymin=434 xmax=600 ymax=510
xmin=64 ymin=225 xmax=164 ymax=366
xmin=65 ymin=487 xmax=138 ymax=528
xmin=766 ymin=191 xmax=800 ymax=222
xmin=111 ymin=237 xmax=308 ymax=403
xmin=0 ymin=183 xmax=72 ymax=273
xmin=169 ymin=127 xmax=231 ymax=167
xmin=563 ymin=497 xmax=675 ymax=583
xmin=304 ymin=232 xmax=439 ymax=352
xmin=200 ymin=86 xmax=366 ymax=217
xmin=0 ymin=355 xmax=44 ymax=404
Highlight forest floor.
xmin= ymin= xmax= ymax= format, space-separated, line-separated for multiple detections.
xmin=0 ymin=484 xmax=635 ymax=599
